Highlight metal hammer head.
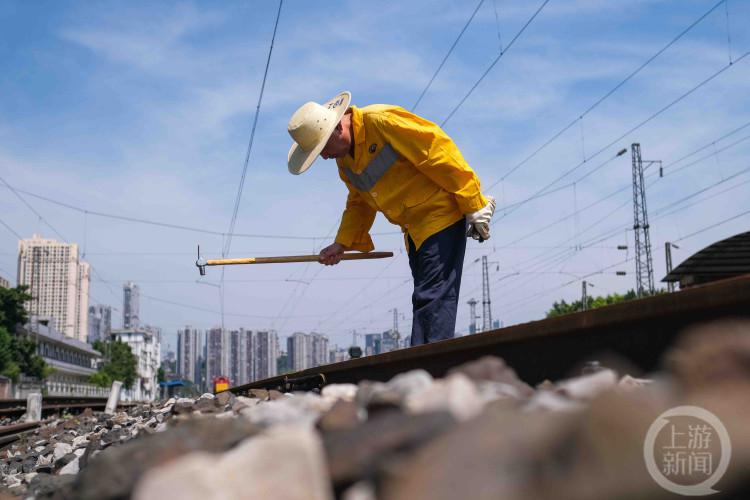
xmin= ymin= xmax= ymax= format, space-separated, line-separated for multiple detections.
xmin=196 ymin=245 xmax=207 ymax=276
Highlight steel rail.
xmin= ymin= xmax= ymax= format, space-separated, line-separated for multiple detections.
xmin=228 ymin=274 xmax=750 ymax=393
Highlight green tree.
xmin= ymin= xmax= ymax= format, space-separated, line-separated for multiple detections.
xmin=0 ymin=285 xmax=49 ymax=380
xmin=90 ymin=340 xmax=138 ymax=389
xmin=546 ymin=288 xmax=665 ymax=318
xmin=157 ymin=366 xmax=165 ymax=383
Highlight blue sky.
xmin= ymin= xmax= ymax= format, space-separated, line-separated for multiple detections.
xmin=1 ymin=0 xmax=749 ymax=354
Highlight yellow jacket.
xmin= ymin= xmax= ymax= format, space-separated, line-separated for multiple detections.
xmin=335 ymin=105 xmax=488 ymax=252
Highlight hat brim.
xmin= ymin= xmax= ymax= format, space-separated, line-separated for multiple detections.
xmin=288 ymin=91 xmax=351 ymax=175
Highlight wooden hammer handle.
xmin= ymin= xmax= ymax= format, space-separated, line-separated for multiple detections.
xmin=205 ymin=251 xmax=393 ymax=266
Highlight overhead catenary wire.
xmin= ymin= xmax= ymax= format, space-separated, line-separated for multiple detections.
xmin=0 ymin=184 xmax=402 ymax=241
xmin=0 ymin=174 xmax=69 ymax=243
xmin=0 ymin=217 xmax=22 ymax=239
xmin=412 ymin=0 xmax=485 ymax=112
xmin=486 ymin=0 xmax=730 ymax=189
xmin=674 ymin=207 xmax=750 ymax=243
xmin=441 ymin=0 xmax=550 ymax=127
xmin=506 ymin=162 xmax=750 ymax=298
xmin=493 ymin=119 xmax=750 ymax=217
xmin=491 ymin=49 xmax=750 ymax=221
xmin=223 ymin=0 xmax=283 ymax=257
xmin=139 ymin=292 xmax=324 ymax=320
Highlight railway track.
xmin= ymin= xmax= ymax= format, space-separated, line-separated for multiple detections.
xmin=0 ymin=396 xmax=134 ymax=419
xmin=0 ymin=396 xmax=135 ymax=446
xmin=229 ymin=274 xmax=750 ymax=394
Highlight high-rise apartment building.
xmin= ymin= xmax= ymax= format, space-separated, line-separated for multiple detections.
xmin=205 ymin=327 xmax=228 ymax=385
xmin=17 ymin=235 xmax=90 ymax=342
xmin=287 ymin=332 xmax=329 ymax=371
xmin=122 ymin=281 xmax=140 ymax=329
xmin=177 ymin=326 xmax=202 ymax=384
xmin=242 ymin=329 xmax=255 ymax=383
xmin=287 ymin=332 xmax=309 ymax=372
xmin=255 ymin=330 xmax=278 ymax=380
xmin=0 ymin=275 xmax=10 ymax=289
xmin=87 ymin=304 xmax=112 ymax=344
xmin=310 ymin=332 xmax=329 ymax=368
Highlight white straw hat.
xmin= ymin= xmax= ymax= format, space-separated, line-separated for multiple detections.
xmin=287 ymin=91 xmax=351 ymax=175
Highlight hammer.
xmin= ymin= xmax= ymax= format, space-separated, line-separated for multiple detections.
xmin=195 ymin=246 xmax=393 ymax=275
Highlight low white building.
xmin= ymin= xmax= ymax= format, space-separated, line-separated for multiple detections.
xmin=113 ymin=327 xmax=161 ymax=401
xmin=16 ymin=318 xmax=108 ymax=398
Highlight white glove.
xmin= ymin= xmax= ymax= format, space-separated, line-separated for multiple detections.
xmin=465 ymin=196 xmax=496 ymax=242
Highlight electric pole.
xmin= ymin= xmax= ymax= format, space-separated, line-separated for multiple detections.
xmin=481 ymin=256 xmax=492 ymax=331
xmin=467 ymin=298 xmax=478 ymax=334
xmin=581 ymin=281 xmax=588 ymax=311
xmin=581 ymin=281 xmax=594 ymax=311
xmin=631 ymin=143 xmax=655 ymax=297
xmin=665 ymin=242 xmax=679 ymax=292
xmin=388 ymin=308 xmax=401 ymax=348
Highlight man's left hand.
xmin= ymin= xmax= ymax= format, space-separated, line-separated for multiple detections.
xmin=466 ymin=196 xmax=496 ymax=242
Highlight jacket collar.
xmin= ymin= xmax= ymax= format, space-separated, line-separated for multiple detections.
xmin=350 ymin=105 xmax=366 ymax=147
xmin=337 ymin=106 xmax=367 ymax=171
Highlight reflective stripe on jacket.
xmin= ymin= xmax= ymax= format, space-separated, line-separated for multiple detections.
xmin=334 ymin=104 xmax=488 ymax=252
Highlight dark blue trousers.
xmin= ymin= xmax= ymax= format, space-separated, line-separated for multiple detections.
xmin=408 ymin=218 xmax=467 ymax=346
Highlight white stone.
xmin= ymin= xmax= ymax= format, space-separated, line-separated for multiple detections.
xmin=155 ymin=404 xmax=173 ymax=415
xmin=23 ymin=472 xmax=38 ymax=483
xmin=58 ymin=457 xmax=80 ymax=475
xmin=342 ymin=481 xmax=377 ymax=500
xmin=523 ymin=391 xmax=584 ymax=413
xmin=72 ymin=435 xmax=89 ymax=449
xmin=4 ymin=475 xmax=21 ymax=488
xmin=36 ymin=454 xmax=53 ymax=466
xmin=74 ymin=448 xmax=86 ymax=458
xmin=356 ymin=370 xmax=435 ymax=409
xmin=235 ymin=396 xmax=258 ymax=408
xmin=34 ymin=446 xmax=45 ymax=453
xmin=241 ymin=394 xmax=328 ymax=428
xmin=405 ymin=373 xmax=485 ymax=421
xmin=134 ymin=425 xmax=334 ymax=500
xmin=555 ymin=369 xmax=618 ymax=401
xmin=53 ymin=442 xmax=73 ymax=461
xmin=321 ymin=384 xmax=358 ymax=403
xmin=198 ymin=393 xmax=215 ymax=400
xmin=618 ymin=374 xmax=652 ymax=391
xmin=176 ymin=397 xmax=195 ymax=405
xmin=476 ymin=381 xmax=524 ymax=402
xmin=385 ymin=369 xmax=434 ymax=397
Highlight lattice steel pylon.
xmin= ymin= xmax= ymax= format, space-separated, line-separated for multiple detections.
xmin=631 ymin=143 xmax=655 ymax=297
xmin=481 ymin=256 xmax=492 ymax=331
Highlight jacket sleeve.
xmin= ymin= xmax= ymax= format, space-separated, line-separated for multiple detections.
xmin=372 ymin=107 xmax=488 ymax=214
xmin=334 ymin=168 xmax=377 ymax=252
